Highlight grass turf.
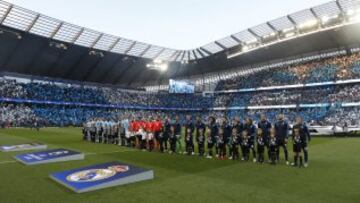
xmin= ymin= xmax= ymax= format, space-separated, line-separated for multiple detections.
xmin=0 ymin=127 xmax=359 ymax=203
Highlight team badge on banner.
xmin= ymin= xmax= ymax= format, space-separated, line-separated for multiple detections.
xmin=50 ymin=162 xmax=154 ymax=193
xmin=14 ymin=148 xmax=84 ymax=165
xmin=0 ymin=143 xmax=47 ymax=152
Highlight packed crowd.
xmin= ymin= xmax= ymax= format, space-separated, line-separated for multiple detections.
xmin=82 ymin=114 xmax=311 ymax=167
xmin=0 ymin=78 xmax=209 ymax=108
xmin=216 ymin=52 xmax=360 ymax=90
xmin=211 ymin=84 xmax=360 ymax=108
xmin=1 ymin=101 xmax=359 ymax=128
xmin=1 ymin=52 xmax=360 ymax=127
xmin=0 ymin=103 xmax=36 ymax=127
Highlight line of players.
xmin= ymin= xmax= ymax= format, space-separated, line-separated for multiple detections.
xmin=83 ymin=113 xmax=311 ymax=168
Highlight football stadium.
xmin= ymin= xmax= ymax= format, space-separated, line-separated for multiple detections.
xmin=1 ymin=0 xmax=360 ymax=202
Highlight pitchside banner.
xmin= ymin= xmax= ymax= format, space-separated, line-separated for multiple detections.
xmin=50 ymin=162 xmax=154 ymax=193
xmin=14 ymin=148 xmax=84 ymax=165
xmin=0 ymin=143 xmax=47 ymax=152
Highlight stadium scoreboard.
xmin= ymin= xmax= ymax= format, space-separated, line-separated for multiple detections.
xmin=169 ymin=79 xmax=195 ymax=94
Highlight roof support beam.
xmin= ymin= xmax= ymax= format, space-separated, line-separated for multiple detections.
xmin=266 ymin=22 xmax=279 ymax=32
xmin=192 ymin=50 xmax=198 ymax=60
xmin=310 ymin=8 xmax=320 ymax=20
xmin=49 ymin=22 xmax=63 ymax=39
xmin=247 ymin=28 xmax=261 ymax=39
xmin=107 ymin=37 xmax=121 ymax=52
xmin=200 ymin=47 xmax=212 ymax=55
xmin=180 ymin=51 xmax=186 ymax=61
xmin=168 ymin=50 xmax=179 ymax=61
xmin=335 ymin=0 xmax=345 ymax=13
xmin=124 ymin=41 xmax=136 ymax=54
xmin=187 ymin=51 xmax=191 ymax=61
xmin=90 ymin=33 xmax=103 ymax=48
xmin=214 ymin=41 xmax=227 ymax=50
xmin=310 ymin=8 xmax=322 ymax=28
xmin=0 ymin=4 xmax=12 ymax=25
xmin=287 ymin=15 xmax=297 ymax=26
xmin=139 ymin=45 xmax=152 ymax=57
xmin=25 ymin=14 xmax=40 ymax=32
xmin=196 ymin=48 xmax=206 ymax=58
xmin=230 ymin=35 xmax=243 ymax=44
xmin=153 ymin=48 xmax=165 ymax=59
xmin=286 ymin=15 xmax=300 ymax=33
xmin=70 ymin=27 xmax=84 ymax=43
xmin=173 ymin=51 xmax=183 ymax=61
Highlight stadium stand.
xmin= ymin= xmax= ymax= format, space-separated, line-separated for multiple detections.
xmin=2 ymin=51 xmax=360 ymax=127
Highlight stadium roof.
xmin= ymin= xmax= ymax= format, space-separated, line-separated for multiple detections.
xmin=1 ymin=0 xmax=360 ymax=62
xmin=1 ymin=0 xmax=360 ymax=86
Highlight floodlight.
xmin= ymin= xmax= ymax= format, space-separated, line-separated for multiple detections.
xmin=282 ymin=27 xmax=295 ymax=33
xmin=159 ymin=64 xmax=168 ymax=72
xmin=263 ymin=32 xmax=277 ymax=39
xmin=321 ymin=15 xmax=339 ymax=25
xmin=153 ymin=59 xmax=163 ymax=63
xmin=321 ymin=16 xmax=330 ymax=24
xmin=242 ymin=45 xmax=249 ymax=52
xmin=298 ymin=19 xmax=318 ymax=29
xmin=146 ymin=62 xmax=168 ymax=72
xmin=285 ymin=32 xmax=296 ymax=38
xmin=246 ymin=38 xmax=258 ymax=44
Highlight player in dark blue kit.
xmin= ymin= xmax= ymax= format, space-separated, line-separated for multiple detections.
xmin=274 ymin=114 xmax=289 ymax=165
xmin=160 ymin=117 xmax=171 ymax=153
xmin=244 ymin=118 xmax=257 ymax=162
xmin=206 ymin=116 xmax=218 ymax=159
xmin=256 ymin=129 xmax=266 ymax=163
xmin=173 ymin=116 xmax=182 ymax=153
xmin=258 ymin=114 xmax=272 ymax=161
xmin=292 ymin=116 xmax=311 ymax=167
xmin=184 ymin=115 xmax=195 ymax=155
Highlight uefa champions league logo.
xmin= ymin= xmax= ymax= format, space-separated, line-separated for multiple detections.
xmin=66 ymin=165 xmax=129 ymax=182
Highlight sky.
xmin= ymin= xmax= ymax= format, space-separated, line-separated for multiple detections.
xmin=6 ymin=0 xmax=331 ymax=50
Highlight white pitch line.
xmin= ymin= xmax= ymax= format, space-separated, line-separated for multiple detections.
xmin=0 ymin=160 xmax=16 ymax=165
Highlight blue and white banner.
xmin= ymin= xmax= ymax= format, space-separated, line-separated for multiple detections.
xmin=14 ymin=148 xmax=84 ymax=165
xmin=0 ymin=142 xmax=47 ymax=152
xmin=50 ymin=162 xmax=154 ymax=193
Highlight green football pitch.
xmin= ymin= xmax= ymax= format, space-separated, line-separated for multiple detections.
xmin=0 ymin=127 xmax=359 ymax=203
